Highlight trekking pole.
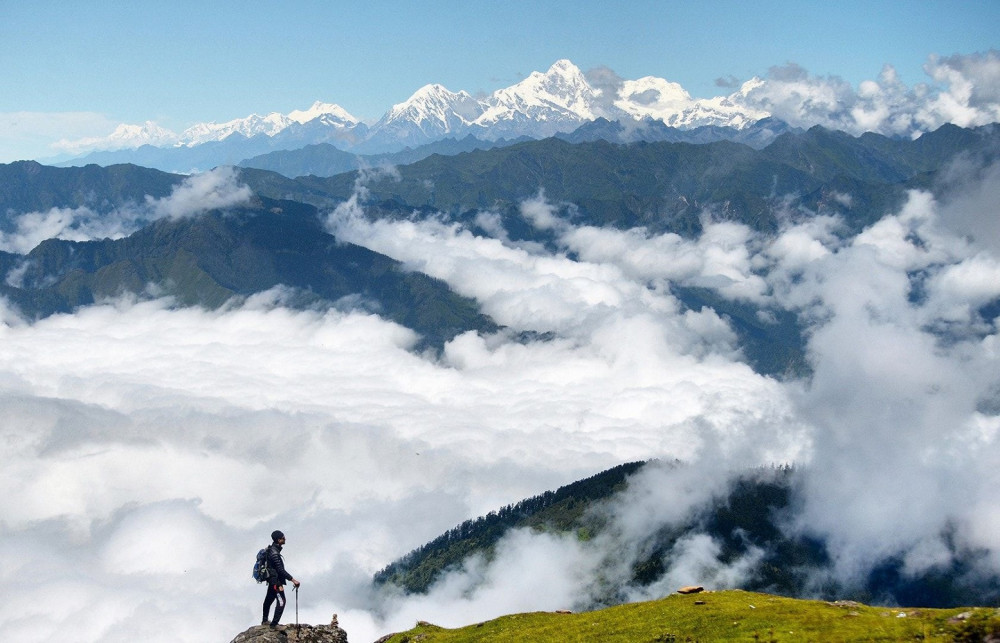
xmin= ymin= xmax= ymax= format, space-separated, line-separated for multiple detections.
xmin=295 ymin=584 xmax=299 ymax=630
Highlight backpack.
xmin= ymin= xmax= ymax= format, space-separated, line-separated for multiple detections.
xmin=252 ymin=547 xmax=270 ymax=583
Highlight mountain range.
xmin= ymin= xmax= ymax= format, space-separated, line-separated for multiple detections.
xmin=55 ymin=60 xmax=785 ymax=174
xmin=5 ymin=122 xmax=998 ymax=378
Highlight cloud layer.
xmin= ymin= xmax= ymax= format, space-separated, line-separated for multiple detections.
xmin=2 ymin=155 xmax=1000 ymax=642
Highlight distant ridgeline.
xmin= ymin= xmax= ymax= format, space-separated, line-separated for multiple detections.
xmin=373 ymin=461 xmax=1000 ymax=610
xmin=238 ymin=123 xmax=1000 ymax=238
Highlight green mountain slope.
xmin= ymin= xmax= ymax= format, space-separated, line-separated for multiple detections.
xmin=374 ymin=461 xmax=647 ymax=593
xmin=373 ymin=462 xmax=1000 ymax=610
xmin=285 ymin=138 xmax=817 ymax=236
xmin=0 ymin=161 xmax=182 ymax=221
xmin=241 ymin=124 xmax=1000 ymax=240
xmin=238 ymin=135 xmax=524 ymax=178
xmin=0 ymin=196 xmax=497 ymax=346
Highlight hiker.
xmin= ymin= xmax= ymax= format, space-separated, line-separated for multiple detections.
xmin=262 ymin=530 xmax=300 ymax=628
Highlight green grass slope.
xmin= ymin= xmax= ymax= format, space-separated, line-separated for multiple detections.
xmin=379 ymin=590 xmax=1000 ymax=642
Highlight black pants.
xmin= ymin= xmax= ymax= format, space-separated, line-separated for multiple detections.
xmin=262 ymin=584 xmax=286 ymax=625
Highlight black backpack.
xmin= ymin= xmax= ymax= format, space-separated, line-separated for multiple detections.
xmin=252 ymin=547 xmax=270 ymax=583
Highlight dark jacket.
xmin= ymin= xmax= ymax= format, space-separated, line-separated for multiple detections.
xmin=265 ymin=543 xmax=293 ymax=587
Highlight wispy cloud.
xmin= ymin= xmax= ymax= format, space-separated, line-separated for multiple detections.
xmin=0 ymin=167 xmax=251 ymax=254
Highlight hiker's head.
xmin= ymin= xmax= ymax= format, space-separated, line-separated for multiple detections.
xmin=271 ymin=530 xmax=285 ymax=544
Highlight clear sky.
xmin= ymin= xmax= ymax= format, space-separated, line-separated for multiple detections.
xmin=1 ymin=0 xmax=997 ymax=160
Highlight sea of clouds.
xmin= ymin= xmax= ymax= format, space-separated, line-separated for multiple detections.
xmin=1 ymin=152 xmax=999 ymax=642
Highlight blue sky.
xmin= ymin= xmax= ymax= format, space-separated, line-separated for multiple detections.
xmin=1 ymin=0 xmax=997 ymax=160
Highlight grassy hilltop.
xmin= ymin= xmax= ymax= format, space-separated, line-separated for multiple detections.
xmin=378 ymin=590 xmax=1000 ymax=642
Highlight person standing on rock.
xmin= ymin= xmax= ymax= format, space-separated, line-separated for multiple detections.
xmin=262 ymin=530 xmax=300 ymax=629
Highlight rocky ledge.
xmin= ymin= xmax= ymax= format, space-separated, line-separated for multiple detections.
xmin=230 ymin=615 xmax=348 ymax=643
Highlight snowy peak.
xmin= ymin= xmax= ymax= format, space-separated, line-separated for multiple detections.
xmin=476 ymin=59 xmax=605 ymax=134
xmin=359 ymin=58 xmax=774 ymax=146
xmin=52 ymin=120 xmax=179 ymax=156
xmin=381 ymin=84 xmax=485 ymax=130
xmin=364 ymin=61 xmax=612 ymax=146
xmin=177 ymin=102 xmax=360 ymax=146
xmin=67 ymin=102 xmax=362 ymax=154
xmin=510 ymin=59 xmax=601 ymax=115
xmin=180 ymin=111 xmax=294 ymax=146
xmin=288 ymin=101 xmax=359 ymax=127
xmin=104 ymin=121 xmax=177 ymax=148
xmin=360 ymin=84 xmax=488 ymax=150
xmin=60 ymin=59 xmax=778 ymax=161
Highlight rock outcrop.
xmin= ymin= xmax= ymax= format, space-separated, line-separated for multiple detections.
xmin=230 ymin=615 xmax=348 ymax=643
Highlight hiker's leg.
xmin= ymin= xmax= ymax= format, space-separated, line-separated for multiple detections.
xmin=263 ymin=584 xmax=277 ymax=623
xmin=270 ymin=587 xmax=286 ymax=626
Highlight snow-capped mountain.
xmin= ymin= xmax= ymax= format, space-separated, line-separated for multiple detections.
xmin=58 ymin=59 xmax=779 ymax=167
xmin=179 ymin=102 xmax=361 ymax=146
xmin=362 ymin=60 xmax=625 ymax=150
xmin=65 ymin=102 xmax=363 ymax=153
xmin=360 ymin=60 xmax=778 ymax=147
xmin=54 ymin=120 xmax=177 ymax=156
xmin=180 ymin=111 xmax=295 ymax=146
xmin=363 ymin=84 xmax=485 ymax=150
xmin=287 ymin=101 xmax=359 ymax=127
xmin=473 ymin=59 xmax=607 ymax=138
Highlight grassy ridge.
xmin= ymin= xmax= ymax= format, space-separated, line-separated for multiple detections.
xmin=378 ymin=590 xmax=1000 ymax=642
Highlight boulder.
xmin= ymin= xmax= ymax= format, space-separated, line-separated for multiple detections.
xmin=677 ymin=586 xmax=704 ymax=595
xmin=230 ymin=617 xmax=348 ymax=643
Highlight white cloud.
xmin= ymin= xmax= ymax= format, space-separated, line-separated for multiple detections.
xmin=936 ymin=158 xmax=1000 ymax=255
xmin=755 ymin=185 xmax=1000 ymax=583
xmin=0 ymin=205 xmax=105 ymax=254
xmin=732 ymin=51 xmax=1000 ymax=136
xmin=145 ymin=165 xmax=252 ymax=219
xmin=376 ymin=529 xmax=594 ymax=630
xmin=634 ymin=533 xmax=766 ymax=600
xmin=0 ymin=167 xmax=252 ymax=255
xmin=920 ymin=51 xmax=1000 ymax=128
